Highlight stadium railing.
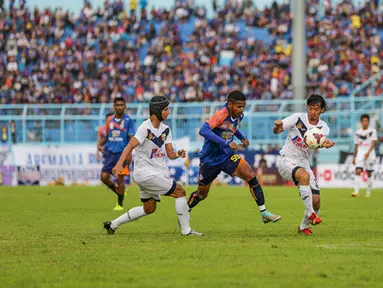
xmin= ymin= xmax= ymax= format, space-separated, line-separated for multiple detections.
xmin=350 ymin=70 xmax=383 ymax=98
xmin=0 ymin=97 xmax=382 ymax=150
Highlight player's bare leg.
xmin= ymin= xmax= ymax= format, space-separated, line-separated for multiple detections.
xmin=142 ymin=199 xmax=157 ymax=214
xmin=233 ymin=160 xmax=281 ymax=224
xmin=295 ymin=168 xmax=321 ymax=235
xmin=352 ymin=168 xmax=363 ymax=197
xmin=366 ymin=171 xmax=373 ymax=198
xmin=188 ymin=183 xmax=212 ymax=210
xmin=100 ymin=172 xmax=119 ymax=196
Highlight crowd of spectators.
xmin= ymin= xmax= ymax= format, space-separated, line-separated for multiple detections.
xmin=0 ymin=0 xmax=382 ymax=104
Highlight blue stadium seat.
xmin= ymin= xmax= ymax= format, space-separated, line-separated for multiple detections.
xmin=179 ymin=17 xmax=196 ymax=41
xmin=235 ymin=20 xmax=247 ymax=37
xmin=243 ymin=27 xmax=270 ymax=41
xmin=139 ymin=44 xmax=149 ymax=61
xmin=379 ymin=28 xmax=383 ymax=40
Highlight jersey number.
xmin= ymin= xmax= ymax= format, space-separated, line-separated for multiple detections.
xmin=230 ymin=154 xmax=241 ymax=163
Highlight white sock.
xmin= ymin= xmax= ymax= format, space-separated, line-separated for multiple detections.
xmin=258 ymin=204 xmax=266 ymax=212
xmin=366 ymin=177 xmax=373 ymax=196
xmin=175 ymin=197 xmax=191 ymax=235
xmin=299 ymin=185 xmax=314 ymax=216
xmin=299 ymin=213 xmax=310 ymax=230
xmin=315 ymin=209 xmax=320 ymax=215
xmin=354 ymin=175 xmax=361 ymax=194
xmin=111 ymin=206 xmax=146 ymax=230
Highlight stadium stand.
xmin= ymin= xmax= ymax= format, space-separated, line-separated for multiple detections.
xmin=0 ymin=0 xmax=382 ymax=105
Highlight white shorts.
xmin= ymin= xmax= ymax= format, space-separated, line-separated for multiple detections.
xmin=277 ymin=156 xmax=320 ymax=194
xmin=355 ymin=158 xmax=375 ymax=172
xmin=135 ymin=174 xmax=177 ymax=202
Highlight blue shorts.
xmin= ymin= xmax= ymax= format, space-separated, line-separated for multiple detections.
xmin=198 ymin=154 xmax=245 ymax=186
xmin=101 ymin=150 xmax=129 ymax=175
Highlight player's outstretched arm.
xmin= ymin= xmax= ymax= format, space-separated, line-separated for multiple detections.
xmin=199 ymin=122 xmax=229 ymax=146
xmin=273 ymin=120 xmax=284 ymax=134
xmin=165 ymin=143 xmax=186 ymax=160
xmin=112 ymin=137 xmax=139 ymax=175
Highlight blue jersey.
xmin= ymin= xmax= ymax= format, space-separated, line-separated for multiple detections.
xmin=199 ymin=104 xmax=244 ymax=166
xmin=104 ymin=114 xmax=136 ymax=153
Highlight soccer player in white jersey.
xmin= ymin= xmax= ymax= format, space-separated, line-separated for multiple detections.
xmin=103 ymin=96 xmax=204 ymax=236
xmin=352 ymin=114 xmax=377 ymax=198
xmin=273 ymin=94 xmax=335 ymax=235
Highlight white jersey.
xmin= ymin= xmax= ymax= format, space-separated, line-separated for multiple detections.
xmin=354 ymin=127 xmax=377 ymax=160
xmin=133 ymin=119 xmax=172 ymax=182
xmin=280 ymin=113 xmax=330 ymax=165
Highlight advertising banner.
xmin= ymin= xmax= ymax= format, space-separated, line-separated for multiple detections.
xmin=317 ymin=151 xmax=383 ymax=188
xmin=39 ymin=167 xmax=101 ymax=186
xmin=11 ymin=145 xmax=102 ymax=167
xmin=0 ymin=166 xmax=17 ymax=186
xmin=0 ymin=144 xmax=13 ymax=166
xmin=10 ymin=142 xmax=292 ymax=187
xmin=317 ymin=164 xmax=383 ymax=188
xmin=17 ymin=166 xmax=40 ymax=186
xmin=255 ymin=167 xmax=291 ymax=186
xmin=12 ymin=145 xmax=102 ymax=186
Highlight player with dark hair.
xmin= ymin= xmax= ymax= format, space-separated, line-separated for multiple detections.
xmin=103 ymin=96 xmax=204 ymax=236
xmin=273 ymin=94 xmax=335 ymax=235
xmin=98 ymin=97 xmax=136 ymax=211
xmin=352 ymin=114 xmax=377 ymax=198
xmin=188 ymin=90 xmax=281 ymax=224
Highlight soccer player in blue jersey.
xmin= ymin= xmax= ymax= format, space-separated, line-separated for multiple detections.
xmin=98 ymin=97 xmax=136 ymax=211
xmin=188 ymin=90 xmax=281 ymax=223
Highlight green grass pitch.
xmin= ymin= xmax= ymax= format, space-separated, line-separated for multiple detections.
xmin=1 ymin=185 xmax=383 ymax=288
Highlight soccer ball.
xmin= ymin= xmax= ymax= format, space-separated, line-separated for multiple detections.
xmin=304 ymin=127 xmax=326 ymax=149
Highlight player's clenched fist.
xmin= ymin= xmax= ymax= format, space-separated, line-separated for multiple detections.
xmin=274 ymin=120 xmax=283 ymax=127
xmin=241 ymin=139 xmax=249 ymax=147
xmin=273 ymin=120 xmax=284 ymax=134
xmin=229 ymin=142 xmax=238 ymax=150
xmin=176 ymin=149 xmax=186 ymax=158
